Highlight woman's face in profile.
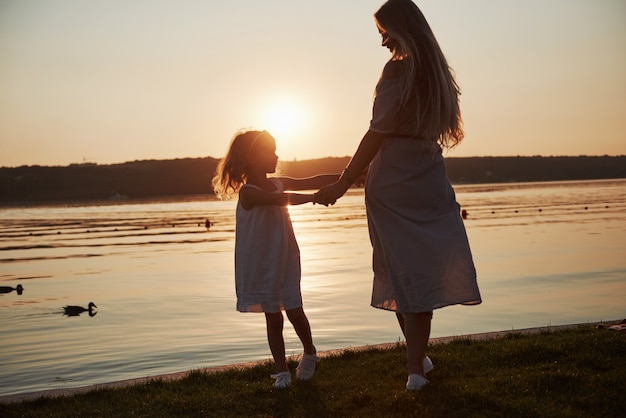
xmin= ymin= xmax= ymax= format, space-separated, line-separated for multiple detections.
xmin=378 ymin=26 xmax=397 ymax=53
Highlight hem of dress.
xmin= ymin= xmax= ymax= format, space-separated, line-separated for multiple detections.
xmin=237 ymin=303 xmax=304 ymax=313
xmin=371 ymin=298 xmax=482 ymax=314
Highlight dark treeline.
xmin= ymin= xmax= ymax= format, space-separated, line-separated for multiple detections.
xmin=1 ymin=155 xmax=624 ymax=204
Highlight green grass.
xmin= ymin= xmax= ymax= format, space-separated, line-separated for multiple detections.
xmin=2 ymin=326 xmax=625 ymax=417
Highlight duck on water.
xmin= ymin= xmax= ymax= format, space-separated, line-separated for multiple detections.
xmin=63 ymin=302 xmax=97 ymax=317
xmin=0 ymin=284 xmax=23 ymax=295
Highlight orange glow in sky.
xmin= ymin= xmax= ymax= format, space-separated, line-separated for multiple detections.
xmin=0 ymin=0 xmax=624 ymax=167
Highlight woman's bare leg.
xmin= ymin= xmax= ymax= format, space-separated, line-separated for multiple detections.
xmin=396 ymin=312 xmax=406 ymax=337
xmin=401 ymin=312 xmax=432 ymax=376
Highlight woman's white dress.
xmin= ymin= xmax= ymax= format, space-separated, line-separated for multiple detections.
xmin=235 ymin=178 xmax=302 ymax=313
xmin=365 ymin=61 xmax=482 ymax=313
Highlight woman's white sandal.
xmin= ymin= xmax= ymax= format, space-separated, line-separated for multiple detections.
xmin=423 ymin=356 xmax=434 ymax=374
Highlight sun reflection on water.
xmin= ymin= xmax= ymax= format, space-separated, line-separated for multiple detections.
xmin=0 ymin=180 xmax=624 ymax=396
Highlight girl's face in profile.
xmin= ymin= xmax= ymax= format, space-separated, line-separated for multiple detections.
xmin=250 ymin=135 xmax=278 ymax=174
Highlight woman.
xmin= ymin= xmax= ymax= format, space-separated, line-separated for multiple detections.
xmin=317 ymin=0 xmax=482 ymax=390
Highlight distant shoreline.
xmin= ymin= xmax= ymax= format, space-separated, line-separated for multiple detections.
xmin=1 ymin=155 xmax=625 ymax=205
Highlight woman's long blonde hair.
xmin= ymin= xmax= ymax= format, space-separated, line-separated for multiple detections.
xmin=211 ymin=130 xmax=270 ymax=199
xmin=375 ymin=0 xmax=464 ymax=148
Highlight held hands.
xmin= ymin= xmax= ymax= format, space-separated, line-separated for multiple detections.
xmin=314 ymin=180 xmax=350 ymax=206
xmin=313 ymin=190 xmax=334 ymax=206
xmin=313 ymin=167 xmax=367 ymax=206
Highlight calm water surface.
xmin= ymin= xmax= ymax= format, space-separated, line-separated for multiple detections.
xmin=1 ymin=179 xmax=625 ymax=396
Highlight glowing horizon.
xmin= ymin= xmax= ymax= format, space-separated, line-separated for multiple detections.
xmin=1 ymin=0 xmax=624 ymax=167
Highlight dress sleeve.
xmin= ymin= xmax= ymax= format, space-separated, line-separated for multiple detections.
xmin=269 ymin=178 xmax=284 ymax=192
xmin=369 ymin=77 xmax=403 ymax=134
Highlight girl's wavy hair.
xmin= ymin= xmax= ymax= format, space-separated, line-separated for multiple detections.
xmin=375 ymin=0 xmax=464 ymax=148
xmin=211 ymin=130 xmax=271 ymax=199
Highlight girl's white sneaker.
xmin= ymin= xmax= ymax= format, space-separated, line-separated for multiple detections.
xmin=406 ymin=373 xmax=430 ymax=391
xmin=271 ymin=371 xmax=291 ymax=388
xmin=296 ymin=353 xmax=318 ymax=381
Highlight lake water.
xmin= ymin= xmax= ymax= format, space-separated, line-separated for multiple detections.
xmin=1 ymin=179 xmax=625 ymax=397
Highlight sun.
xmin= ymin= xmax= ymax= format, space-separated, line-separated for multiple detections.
xmin=247 ymin=92 xmax=316 ymax=159
xmin=263 ymin=99 xmax=304 ymax=140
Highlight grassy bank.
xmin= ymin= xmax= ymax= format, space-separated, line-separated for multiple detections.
xmin=2 ymin=326 xmax=624 ymax=417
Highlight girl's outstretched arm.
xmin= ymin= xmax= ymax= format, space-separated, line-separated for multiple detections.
xmin=239 ymin=186 xmax=316 ymax=210
xmin=279 ymin=174 xmax=341 ymax=191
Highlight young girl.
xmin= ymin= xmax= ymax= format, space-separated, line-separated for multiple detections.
xmin=212 ymin=129 xmax=339 ymax=388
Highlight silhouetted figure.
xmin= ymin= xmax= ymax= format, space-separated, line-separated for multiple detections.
xmin=205 ymin=218 xmax=212 ymax=229
xmin=314 ymin=0 xmax=482 ymax=391
xmin=461 ymin=209 xmax=468 ymax=220
xmin=0 ymin=284 xmax=23 ymax=295
xmin=63 ymin=302 xmax=97 ymax=317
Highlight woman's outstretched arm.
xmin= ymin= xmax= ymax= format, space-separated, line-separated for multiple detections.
xmin=316 ymin=129 xmax=387 ymax=205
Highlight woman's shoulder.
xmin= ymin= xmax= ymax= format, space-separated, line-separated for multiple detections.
xmin=381 ymin=59 xmax=405 ymax=79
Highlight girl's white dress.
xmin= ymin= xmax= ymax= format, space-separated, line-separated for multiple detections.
xmin=235 ymin=178 xmax=303 ymax=313
xmin=365 ymin=60 xmax=482 ymax=313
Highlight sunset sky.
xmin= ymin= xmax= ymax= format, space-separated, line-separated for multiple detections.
xmin=1 ymin=0 xmax=624 ymax=167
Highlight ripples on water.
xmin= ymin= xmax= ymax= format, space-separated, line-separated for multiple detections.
xmin=1 ymin=179 xmax=625 ymax=396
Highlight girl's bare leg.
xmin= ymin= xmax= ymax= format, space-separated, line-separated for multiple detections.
xmin=399 ymin=312 xmax=432 ymax=376
xmin=286 ymin=307 xmax=316 ymax=354
xmin=265 ymin=311 xmax=288 ymax=372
